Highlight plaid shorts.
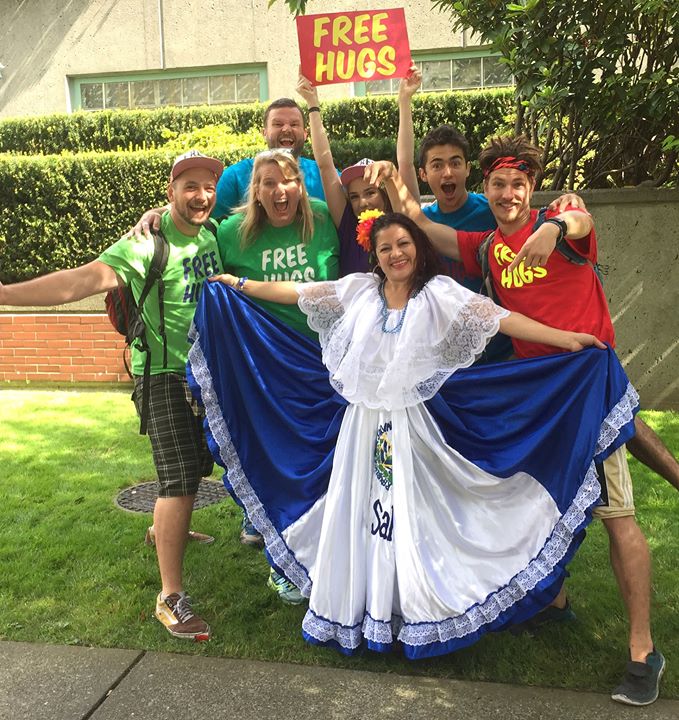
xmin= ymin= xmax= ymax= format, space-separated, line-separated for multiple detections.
xmin=133 ymin=372 xmax=214 ymax=497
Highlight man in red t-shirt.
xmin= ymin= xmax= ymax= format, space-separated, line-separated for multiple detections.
xmin=456 ymin=190 xmax=612 ymax=359
xmin=382 ymin=135 xmax=669 ymax=706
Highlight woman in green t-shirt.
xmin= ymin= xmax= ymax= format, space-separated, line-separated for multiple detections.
xmin=217 ymin=148 xmax=339 ymax=600
xmin=217 ymin=149 xmax=339 ymax=339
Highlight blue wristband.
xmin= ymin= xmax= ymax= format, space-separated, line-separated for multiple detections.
xmin=237 ymin=276 xmax=248 ymax=291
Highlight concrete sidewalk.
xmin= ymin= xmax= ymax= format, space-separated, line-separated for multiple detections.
xmin=2 ymin=640 xmax=677 ymax=720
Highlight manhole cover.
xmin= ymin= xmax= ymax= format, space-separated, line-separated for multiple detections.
xmin=115 ymin=478 xmax=228 ymax=513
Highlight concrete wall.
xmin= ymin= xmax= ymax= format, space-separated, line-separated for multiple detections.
xmin=0 ymin=0 xmax=467 ymax=117
xmin=532 ymin=188 xmax=679 ymax=411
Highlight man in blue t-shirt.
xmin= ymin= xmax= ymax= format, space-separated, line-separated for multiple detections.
xmin=416 ymin=124 xmax=495 ymax=289
xmin=212 ymin=97 xmax=327 ymax=218
xmin=132 ymin=98 xmax=331 ymax=233
xmin=414 ymin=124 xmax=511 ymax=362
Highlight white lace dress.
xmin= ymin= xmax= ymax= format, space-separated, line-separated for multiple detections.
xmin=282 ymin=274 xmax=565 ymax=653
xmin=188 ymin=272 xmax=637 ymax=657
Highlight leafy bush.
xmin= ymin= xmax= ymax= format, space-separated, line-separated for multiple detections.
xmin=0 ymin=137 xmax=420 ymax=283
xmin=0 ymin=106 xmax=268 ymax=156
xmin=160 ymin=125 xmax=266 ymax=157
xmin=0 ymin=151 xmax=172 ymax=283
xmin=320 ymin=89 xmax=514 ymax=162
xmin=0 ymin=90 xmax=514 ymax=159
xmin=436 ymin=0 xmax=679 ymax=189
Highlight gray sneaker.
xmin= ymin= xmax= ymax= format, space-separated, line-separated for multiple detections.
xmin=267 ymin=568 xmax=305 ymax=605
xmin=240 ymin=512 xmax=264 ymax=548
xmin=611 ymin=649 xmax=665 ymax=706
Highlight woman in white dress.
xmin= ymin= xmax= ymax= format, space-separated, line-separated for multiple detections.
xmin=189 ymin=211 xmax=636 ymax=658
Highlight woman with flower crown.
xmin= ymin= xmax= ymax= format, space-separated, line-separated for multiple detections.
xmin=188 ymin=210 xmax=637 ymax=659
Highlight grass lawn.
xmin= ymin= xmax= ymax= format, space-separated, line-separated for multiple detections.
xmin=1 ymin=387 xmax=678 ymax=696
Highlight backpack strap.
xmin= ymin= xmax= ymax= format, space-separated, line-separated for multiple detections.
xmin=135 ymin=230 xmax=170 ymax=435
xmin=201 ymin=219 xmax=219 ymax=238
xmin=136 ymin=230 xmax=170 ymax=366
xmin=534 ymin=205 xmax=588 ymax=267
xmin=477 ymin=231 xmax=496 ymax=301
xmin=138 ymin=351 xmax=153 ymax=435
xmin=137 ymin=230 xmax=169 ymax=313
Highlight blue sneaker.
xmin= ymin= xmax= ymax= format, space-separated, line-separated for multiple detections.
xmin=509 ymin=600 xmax=577 ymax=636
xmin=240 ymin=512 xmax=264 ymax=548
xmin=611 ymin=649 xmax=665 ymax=706
xmin=267 ymin=568 xmax=305 ymax=605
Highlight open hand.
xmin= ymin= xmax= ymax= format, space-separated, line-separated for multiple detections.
xmin=399 ymin=63 xmax=422 ymax=99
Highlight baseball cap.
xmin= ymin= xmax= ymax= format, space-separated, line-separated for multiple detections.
xmin=170 ymin=150 xmax=224 ymax=182
xmin=339 ymin=158 xmax=374 ymax=187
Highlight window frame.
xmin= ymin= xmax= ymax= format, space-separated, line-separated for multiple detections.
xmin=354 ymin=48 xmax=513 ymax=96
xmin=68 ymin=64 xmax=268 ymax=112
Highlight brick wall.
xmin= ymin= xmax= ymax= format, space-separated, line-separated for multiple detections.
xmin=0 ymin=314 xmax=129 ymax=383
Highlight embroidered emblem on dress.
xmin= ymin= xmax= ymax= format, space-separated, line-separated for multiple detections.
xmin=373 ymin=421 xmax=393 ymax=490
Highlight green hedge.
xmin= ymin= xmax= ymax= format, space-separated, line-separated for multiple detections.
xmin=0 ymin=106 xmax=266 ymax=156
xmin=321 ymin=89 xmax=514 ymax=162
xmin=0 ymin=151 xmax=171 ymax=283
xmin=0 ymin=89 xmax=514 ymax=158
xmin=0 ymin=139 xmax=409 ymax=283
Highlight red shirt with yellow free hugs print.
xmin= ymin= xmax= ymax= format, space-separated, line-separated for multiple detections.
xmin=457 ymin=206 xmax=615 ymax=359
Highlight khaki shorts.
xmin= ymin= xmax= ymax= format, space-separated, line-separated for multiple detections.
xmin=591 ymin=444 xmax=635 ymax=519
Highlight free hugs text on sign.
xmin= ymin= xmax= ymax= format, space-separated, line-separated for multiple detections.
xmin=296 ymin=8 xmax=411 ymax=86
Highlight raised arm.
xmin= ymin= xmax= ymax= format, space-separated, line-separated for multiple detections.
xmin=500 ymin=311 xmax=606 ymax=352
xmin=296 ymin=72 xmax=345 ymax=227
xmin=0 ymin=261 xmax=120 ymax=307
xmin=370 ymin=162 xmax=461 ymax=260
xmin=209 ymin=273 xmax=300 ymax=304
xmin=397 ymin=64 xmax=422 ymax=201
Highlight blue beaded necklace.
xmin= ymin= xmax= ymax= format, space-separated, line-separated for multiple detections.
xmin=378 ymin=280 xmax=410 ymax=334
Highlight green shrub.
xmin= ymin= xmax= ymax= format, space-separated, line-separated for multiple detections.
xmin=0 ymin=90 xmax=514 ymax=158
xmin=160 ymin=124 xmax=267 ymax=157
xmin=0 ymin=105 xmax=268 ymax=156
xmin=0 ymin=138 xmax=410 ymax=283
xmin=320 ymin=88 xmax=514 ymax=161
xmin=0 ymin=151 xmax=171 ymax=283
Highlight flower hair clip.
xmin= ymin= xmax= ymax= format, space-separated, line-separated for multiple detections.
xmin=356 ymin=209 xmax=384 ymax=252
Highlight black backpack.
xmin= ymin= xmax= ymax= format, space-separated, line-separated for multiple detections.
xmin=477 ymin=207 xmax=606 ymax=303
xmin=105 ymin=230 xmax=170 ymax=435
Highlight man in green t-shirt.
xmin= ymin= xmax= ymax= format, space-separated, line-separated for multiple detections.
xmin=0 ymin=151 xmax=225 ymax=642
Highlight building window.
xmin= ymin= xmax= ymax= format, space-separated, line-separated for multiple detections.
xmin=73 ymin=67 xmax=265 ymax=111
xmin=363 ymin=52 xmax=512 ymax=95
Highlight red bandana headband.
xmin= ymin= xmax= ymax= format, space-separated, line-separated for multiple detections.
xmin=483 ymin=156 xmax=534 ymax=178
